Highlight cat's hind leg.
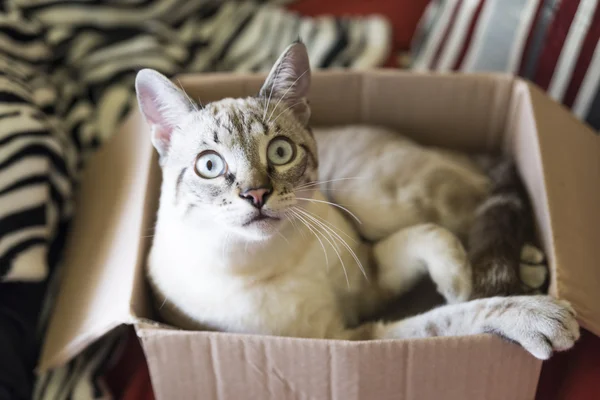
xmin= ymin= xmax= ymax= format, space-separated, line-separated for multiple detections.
xmin=373 ymin=223 xmax=472 ymax=304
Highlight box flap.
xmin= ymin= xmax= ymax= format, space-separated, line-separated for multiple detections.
xmin=38 ymin=112 xmax=156 ymax=371
xmin=510 ymin=81 xmax=600 ymax=336
xmin=361 ymin=71 xmax=514 ymax=151
xmin=137 ymin=326 xmax=540 ymax=400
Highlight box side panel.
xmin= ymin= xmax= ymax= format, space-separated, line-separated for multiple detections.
xmin=38 ymin=113 xmax=153 ymax=370
xmin=129 ymin=150 xmax=161 ymax=321
xmin=509 ymin=81 xmax=600 ymax=336
xmin=138 ymin=329 xmax=540 ymax=400
xmin=361 ymin=71 xmax=514 ymax=151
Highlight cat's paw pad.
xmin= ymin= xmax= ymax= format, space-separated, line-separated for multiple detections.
xmin=520 ymin=264 xmax=547 ymax=289
xmin=498 ymin=297 xmax=579 ymax=360
xmin=521 ymin=244 xmax=545 ymax=264
xmin=519 ymin=244 xmax=548 ymax=290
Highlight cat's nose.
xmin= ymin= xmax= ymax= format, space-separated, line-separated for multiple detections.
xmin=240 ymin=187 xmax=272 ymax=209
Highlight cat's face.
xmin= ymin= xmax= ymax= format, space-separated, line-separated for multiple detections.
xmin=136 ymin=42 xmax=317 ymax=240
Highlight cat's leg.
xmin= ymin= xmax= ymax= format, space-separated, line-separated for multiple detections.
xmin=373 ymin=223 xmax=472 ymax=304
xmin=336 ymin=295 xmax=579 ymax=360
xmin=519 ymin=244 xmax=548 ymax=292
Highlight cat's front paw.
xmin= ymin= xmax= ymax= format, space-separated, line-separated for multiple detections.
xmin=519 ymin=244 xmax=548 ymax=292
xmin=488 ymin=296 xmax=579 ymax=360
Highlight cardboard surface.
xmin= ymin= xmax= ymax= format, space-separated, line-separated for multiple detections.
xmin=137 ymin=327 xmax=540 ymax=400
xmin=39 ymin=70 xmax=600 ymax=399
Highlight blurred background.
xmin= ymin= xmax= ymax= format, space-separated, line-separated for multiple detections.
xmin=0 ymin=1 xmax=597 ymax=399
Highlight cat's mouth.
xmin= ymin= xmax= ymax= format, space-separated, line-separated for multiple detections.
xmin=242 ymin=212 xmax=281 ymax=226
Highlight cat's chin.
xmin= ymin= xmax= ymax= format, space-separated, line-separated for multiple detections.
xmin=235 ymin=218 xmax=284 ymax=241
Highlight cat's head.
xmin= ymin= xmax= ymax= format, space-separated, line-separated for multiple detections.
xmin=135 ymin=41 xmax=317 ymax=241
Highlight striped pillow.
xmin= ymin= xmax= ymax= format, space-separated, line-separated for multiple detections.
xmin=411 ymin=0 xmax=600 ymax=131
xmin=0 ymin=1 xmax=390 ymax=283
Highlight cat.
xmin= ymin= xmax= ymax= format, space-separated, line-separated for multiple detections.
xmin=314 ymin=127 xmax=549 ymax=298
xmin=135 ymin=40 xmax=578 ymax=360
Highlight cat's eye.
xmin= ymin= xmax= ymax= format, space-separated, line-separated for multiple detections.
xmin=194 ymin=151 xmax=227 ymax=179
xmin=267 ymin=137 xmax=296 ymax=166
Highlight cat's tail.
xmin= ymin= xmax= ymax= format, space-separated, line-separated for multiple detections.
xmin=467 ymin=156 xmax=547 ymax=298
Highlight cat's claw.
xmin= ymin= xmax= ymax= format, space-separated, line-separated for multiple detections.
xmin=491 ymin=296 xmax=579 ymax=360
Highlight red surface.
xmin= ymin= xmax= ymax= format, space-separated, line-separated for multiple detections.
xmin=537 ymin=329 xmax=600 ymax=400
xmin=106 ymin=327 xmax=600 ymax=400
xmin=286 ymin=0 xmax=431 ymax=67
xmin=104 ymin=329 xmax=155 ymax=400
xmin=563 ymin=1 xmax=600 ymax=107
xmin=533 ymin=0 xmax=581 ymax=90
xmin=102 ymin=3 xmax=600 ymax=399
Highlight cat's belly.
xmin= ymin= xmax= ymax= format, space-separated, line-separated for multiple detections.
xmin=314 ymin=125 xmax=490 ymax=241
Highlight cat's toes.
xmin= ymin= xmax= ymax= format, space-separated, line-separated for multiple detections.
xmin=520 ymin=264 xmax=547 ymax=289
xmin=512 ymin=297 xmax=579 ymax=360
xmin=519 ymin=244 xmax=548 ymax=290
xmin=521 ymin=244 xmax=545 ymax=265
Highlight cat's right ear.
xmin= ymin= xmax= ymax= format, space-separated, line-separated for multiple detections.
xmin=135 ymin=69 xmax=195 ymax=157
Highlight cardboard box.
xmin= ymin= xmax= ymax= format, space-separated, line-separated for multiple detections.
xmin=39 ymin=71 xmax=600 ymax=400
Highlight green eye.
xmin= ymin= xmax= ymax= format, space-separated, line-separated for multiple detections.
xmin=195 ymin=150 xmax=227 ymax=179
xmin=267 ymin=137 xmax=296 ymax=166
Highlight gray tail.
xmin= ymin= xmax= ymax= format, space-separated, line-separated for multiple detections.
xmin=467 ymin=157 xmax=536 ymax=298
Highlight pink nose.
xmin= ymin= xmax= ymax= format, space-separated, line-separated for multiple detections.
xmin=240 ymin=187 xmax=271 ymax=209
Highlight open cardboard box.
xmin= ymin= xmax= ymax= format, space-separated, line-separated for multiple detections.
xmin=39 ymin=71 xmax=600 ymax=400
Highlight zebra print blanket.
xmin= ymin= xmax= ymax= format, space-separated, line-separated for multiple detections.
xmin=0 ymin=1 xmax=390 ymax=398
xmin=0 ymin=0 xmax=390 ymax=282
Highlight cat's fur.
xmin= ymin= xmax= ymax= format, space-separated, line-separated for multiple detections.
xmin=314 ymin=127 xmax=548 ymax=298
xmin=136 ymin=41 xmax=578 ymax=360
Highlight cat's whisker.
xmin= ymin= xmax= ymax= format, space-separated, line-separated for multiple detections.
xmin=296 ymin=188 xmax=361 ymax=193
xmin=289 ymin=208 xmax=332 ymax=273
xmin=264 ymin=62 xmax=285 ymax=120
xmin=176 ymin=78 xmax=200 ymax=112
xmin=294 ymin=177 xmax=366 ymax=191
xmin=295 ymin=197 xmax=362 ymax=225
xmin=284 ymin=210 xmax=305 ymax=239
xmin=267 ymin=68 xmax=310 ymax=122
xmin=158 ymin=297 xmax=168 ymax=311
xmin=294 ymin=205 xmax=357 ymax=244
xmin=271 ymin=101 xmax=305 ymax=125
xmin=293 ymin=207 xmax=367 ymax=281
xmin=289 ymin=208 xmax=344 ymax=284
xmin=277 ymin=230 xmax=290 ymax=245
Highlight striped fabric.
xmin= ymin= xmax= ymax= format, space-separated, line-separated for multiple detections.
xmin=411 ymin=0 xmax=600 ymax=131
xmin=0 ymin=0 xmax=390 ymax=283
xmin=6 ymin=1 xmax=391 ymax=398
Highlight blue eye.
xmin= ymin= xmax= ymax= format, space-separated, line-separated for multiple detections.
xmin=195 ymin=151 xmax=227 ymax=179
xmin=267 ymin=137 xmax=295 ymax=165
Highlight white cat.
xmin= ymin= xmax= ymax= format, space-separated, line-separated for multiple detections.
xmin=135 ymin=41 xmax=578 ymax=360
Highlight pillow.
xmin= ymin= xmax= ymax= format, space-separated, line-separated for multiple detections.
xmin=410 ymin=0 xmax=600 ymax=131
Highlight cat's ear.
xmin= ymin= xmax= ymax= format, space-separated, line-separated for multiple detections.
xmin=259 ymin=40 xmax=311 ymax=125
xmin=135 ymin=69 xmax=195 ymax=157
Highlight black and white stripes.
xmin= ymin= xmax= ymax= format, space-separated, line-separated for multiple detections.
xmin=0 ymin=1 xmax=390 ymax=398
xmin=0 ymin=0 xmax=390 ymax=282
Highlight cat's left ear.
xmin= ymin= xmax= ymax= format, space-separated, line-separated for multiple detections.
xmin=135 ymin=69 xmax=196 ymax=158
xmin=259 ymin=40 xmax=311 ymax=125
